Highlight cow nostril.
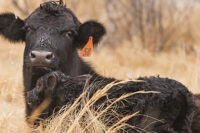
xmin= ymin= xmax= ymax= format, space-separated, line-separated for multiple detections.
xmin=30 ymin=52 xmax=36 ymax=59
xmin=46 ymin=53 xmax=53 ymax=60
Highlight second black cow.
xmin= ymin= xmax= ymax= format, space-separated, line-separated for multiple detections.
xmin=27 ymin=71 xmax=195 ymax=133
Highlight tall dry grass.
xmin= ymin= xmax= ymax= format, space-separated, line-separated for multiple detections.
xmin=0 ymin=0 xmax=200 ymax=132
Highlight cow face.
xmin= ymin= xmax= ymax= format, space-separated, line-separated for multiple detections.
xmin=0 ymin=1 xmax=105 ymax=73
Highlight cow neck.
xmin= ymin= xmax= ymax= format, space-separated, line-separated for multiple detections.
xmin=62 ymin=49 xmax=96 ymax=76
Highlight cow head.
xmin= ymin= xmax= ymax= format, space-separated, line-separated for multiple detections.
xmin=0 ymin=1 xmax=105 ymax=77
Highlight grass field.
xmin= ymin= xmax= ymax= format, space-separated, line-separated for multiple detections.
xmin=0 ymin=0 xmax=200 ymax=132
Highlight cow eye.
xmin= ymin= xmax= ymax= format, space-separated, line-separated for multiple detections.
xmin=65 ymin=31 xmax=74 ymax=38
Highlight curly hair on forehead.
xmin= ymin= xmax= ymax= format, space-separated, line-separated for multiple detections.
xmin=40 ymin=1 xmax=66 ymax=14
xmin=39 ymin=1 xmax=81 ymax=26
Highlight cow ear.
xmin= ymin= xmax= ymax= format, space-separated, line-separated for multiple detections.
xmin=0 ymin=13 xmax=25 ymax=42
xmin=47 ymin=74 xmax=57 ymax=92
xmin=75 ymin=21 xmax=106 ymax=48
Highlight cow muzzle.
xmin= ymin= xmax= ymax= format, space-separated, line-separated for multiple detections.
xmin=29 ymin=50 xmax=54 ymax=67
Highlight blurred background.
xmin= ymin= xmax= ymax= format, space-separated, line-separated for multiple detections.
xmin=0 ymin=0 xmax=200 ymax=132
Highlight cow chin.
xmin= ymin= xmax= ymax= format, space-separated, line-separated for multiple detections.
xmin=34 ymin=66 xmax=53 ymax=71
xmin=32 ymin=66 xmax=54 ymax=78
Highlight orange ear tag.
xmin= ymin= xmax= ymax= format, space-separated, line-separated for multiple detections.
xmin=80 ymin=36 xmax=93 ymax=57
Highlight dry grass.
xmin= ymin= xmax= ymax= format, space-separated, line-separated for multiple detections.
xmin=0 ymin=0 xmax=200 ymax=132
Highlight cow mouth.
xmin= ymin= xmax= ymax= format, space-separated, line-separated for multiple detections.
xmin=33 ymin=66 xmax=53 ymax=72
xmin=32 ymin=66 xmax=54 ymax=78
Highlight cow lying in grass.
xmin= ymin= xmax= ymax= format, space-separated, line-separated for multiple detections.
xmin=26 ymin=71 xmax=196 ymax=133
xmin=0 ymin=1 xmax=199 ymax=132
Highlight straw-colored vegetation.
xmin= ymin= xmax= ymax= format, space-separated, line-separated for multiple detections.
xmin=0 ymin=0 xmax=200 ymax=132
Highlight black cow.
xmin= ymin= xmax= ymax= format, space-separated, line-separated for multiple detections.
xmin=0 ymin=1 xmax=199 ymax=132
xmin=27 ymin=71 xmax=195 ymax=133
xmin=0 ymin=1 xmax=104 ymax=118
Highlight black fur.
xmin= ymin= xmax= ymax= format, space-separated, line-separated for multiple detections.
xmin=27 ymin=71 xmax=195 ymax=133
xmin=192 ymin=94 xmax=200 ymax=133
